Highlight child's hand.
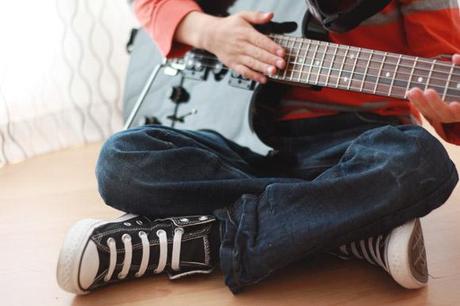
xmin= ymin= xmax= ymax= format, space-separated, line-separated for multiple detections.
xmin=408 ymin=54 xmax=460 ymax=123
xmin=176 ymin=11 xmax=286 ymax=84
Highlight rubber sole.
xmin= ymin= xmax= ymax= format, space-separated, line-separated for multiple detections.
xmin=386 ymin=219 xmax=428 ymax=289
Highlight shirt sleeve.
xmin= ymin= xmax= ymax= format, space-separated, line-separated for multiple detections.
xmin=401 ymin=0 xmax=460 ymax=145
xmin=134 ymin=0 xmax=203 ymax=58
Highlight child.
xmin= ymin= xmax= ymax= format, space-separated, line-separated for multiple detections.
xmin=57 ymin=0 xmax=460 ymax=294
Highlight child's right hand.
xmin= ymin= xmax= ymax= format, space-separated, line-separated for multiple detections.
xmin=175 ymin=11 xmax=286 ymax=84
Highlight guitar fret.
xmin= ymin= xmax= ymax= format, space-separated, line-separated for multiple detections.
xmin=336 ymin=46 xmax=349 ymax=87
xmin=298 ymin=40 xmax=310 ymax=83
xmin=373 ymin=52 xmax=387 ymax=94
xmin=325 ymin=44 xmax=338 ymax=87
xmin=360 ymin=50 xmax=373 ymax=92
xmin=404 ymin=57 xmax=418 ymax=98
xmin=443 ymin=63 xmax=455 ymax=100
xmin=292 ymin=37 xmax=303 ymax=81
xmin=348 ymin=48 xmax=360 ymax=90
xmin=425 ymin=59 xmax=436 ymax=91
xmin=315 ymin=42 xmax=328 ymax=85
xmin=388 ymin=54 xmax=402 ymax=97
xmin=307 ymin=42 xmax=320 ymax=85
xmin=270 ymin=35 xmax=280 ymax=79
xmin=282 ymin=37 xmax=295 ymax=80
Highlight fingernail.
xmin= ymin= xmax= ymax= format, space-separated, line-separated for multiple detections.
xmin=276 ymin=49 xmax=285 ymax=57
xmin=276 ymin=59 xmax=285 ymax=69
xmin=266 ymin=66 xmax=276 ymax=76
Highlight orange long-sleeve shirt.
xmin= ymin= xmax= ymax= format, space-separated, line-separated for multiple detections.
xmin=133 ymin=0 xmax=460 ymax=144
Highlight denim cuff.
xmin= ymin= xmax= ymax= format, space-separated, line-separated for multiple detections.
xmin=214 ymin=205 xmax=242 ymax=293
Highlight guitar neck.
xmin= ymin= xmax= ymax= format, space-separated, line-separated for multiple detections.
xmin=269 ymin=34 xmax=460 ymax=102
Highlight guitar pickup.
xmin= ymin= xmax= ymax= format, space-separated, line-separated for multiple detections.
xmin=183 ymin=59 xmax=208 ymax=80
xmin=228 ymin=71 xmax=256 ymax=90
xmin=181 ymin=51 xmax=213 ymax=81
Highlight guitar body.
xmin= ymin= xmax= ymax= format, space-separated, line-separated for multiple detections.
xmin=123 ymin=0 xmax=311 ymax=154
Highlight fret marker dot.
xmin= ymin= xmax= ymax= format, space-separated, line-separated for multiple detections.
xmin=350 ymin=54 xmax=355 ymax=59
xmin=417 ymin=77 xmax=424 ymax=83
xmin=315 ymin=61 xmax=320 ymax=66
xmin=344 ymin=77 xmax=349 ymax=82
xmin=385 ymin=72 xmax=391 ymax=78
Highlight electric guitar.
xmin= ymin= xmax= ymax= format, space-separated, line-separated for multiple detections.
xmin=123 ymin=1 xmax=459 ymax=154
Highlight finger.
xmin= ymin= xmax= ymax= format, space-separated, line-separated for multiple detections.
xmin=447 ymin=101 xmax=460 ymax=122
xmin=448 ymin=101 xmax=460 ymax=119
xmin=408 ymin=88 xmax=441 ymax=121
xmin=453 ymin=54 xmax=460 ymax=65
xmin=239 ymin=55 xmax=276 ymax=76
xmin=424 ymin=89 xmax=456 ymax=122
xmin=238 ymin=11 xmax=273 ymax=25
xmin=242 ymin=43 xmax=285 ymax=69
xmin=247 ymin=29 xmax=285 ymax=57
xmin=232 ymin=64 xmax=267 ymax=84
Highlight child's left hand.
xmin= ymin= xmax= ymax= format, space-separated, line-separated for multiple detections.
xmin=408 ymin=54 xmax=460 ymax=124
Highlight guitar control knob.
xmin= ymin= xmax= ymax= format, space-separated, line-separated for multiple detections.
xmin=168 ymin=86 xmax=190 ymax=104
xmin=144 ymin=116 xmax=162 ymax=125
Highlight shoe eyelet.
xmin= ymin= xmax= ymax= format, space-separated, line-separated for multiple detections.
xmin=156 ymin=229 xmax=166 ymax=236
xmin=123 ymin=222 xmax=132 ymax=226
xmin=122 ymin=234 xmax=131 ymax=241
xmin=136 ymin=220 xmax=143 ymax=225
xmin=107 ymin=237 xmax=115 ymax=245
xmin=199 ymin=216 xmax=208 ymax=221
xmin=179 ymin=218 xmax=189 ymax=223
xmin=138 ymin=231 xmax=146 ymax=238
xmin=175 ymin=227 xmax=184 ymax=234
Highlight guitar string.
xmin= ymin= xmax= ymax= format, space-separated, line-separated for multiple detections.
xmin=189 ymin=34 xmax=460 ymax=79
xmin=270 ymin=34 xmax=460 ymax=76
xmin=271 ymin=69 xmax=460 ymax=101
xmin=273 ymin=35 xmax=460 ymax=73
xmin=178 ymin=61 xmax=459 ymax=101
xmin=279 ymin=43 xmax=460 ymax=81
xmin=281 ymin=51 xmax=458 ymax=85
xmin=189 ymin=49 xmax=460 ymax=85
xmin=181 ymin=58 xmax=460 ymax=94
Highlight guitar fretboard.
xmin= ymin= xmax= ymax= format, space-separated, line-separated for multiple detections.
xmin=269 ymin=34 xmax=460 ymax=102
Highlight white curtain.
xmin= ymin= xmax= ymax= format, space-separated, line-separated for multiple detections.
xmin=0 ymin=0 xmax=137 ymax=166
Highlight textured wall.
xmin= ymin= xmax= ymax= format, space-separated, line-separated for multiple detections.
xmin=0 ymin=0 xmax=137 ymax=166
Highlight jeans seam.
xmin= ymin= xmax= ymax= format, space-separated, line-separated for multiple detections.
xmin=193 ymin=147 xmax=253 ymax=179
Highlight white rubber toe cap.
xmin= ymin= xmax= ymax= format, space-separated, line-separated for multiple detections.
xmin=386 ymin=219 xmax=428 ymax=289
xmin=79 ymin=240 xmax=100 ymax=290
xmin=56 ymin=219 xmax=102 ymax=295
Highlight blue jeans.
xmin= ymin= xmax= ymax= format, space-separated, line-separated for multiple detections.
xmin=96 ymin=112 xmax=458 ymax=293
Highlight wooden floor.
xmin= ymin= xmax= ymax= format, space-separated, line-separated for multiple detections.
xmin=2 ymin=134 xmax=460 ymax=305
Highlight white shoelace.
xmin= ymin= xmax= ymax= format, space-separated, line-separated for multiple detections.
xmin=332 ymin=235 xmax=390 ymax=272
xmin=104 ymin=227 xmax=184 ymax=281
xmin=339 ymin=235 xmax=391 ymax=272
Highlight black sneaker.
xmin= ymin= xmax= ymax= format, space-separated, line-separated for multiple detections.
xmin=57 ymin=214 xmax=219 ymax=294
xmin=331 ymin=219 xmax=428 ymax=289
